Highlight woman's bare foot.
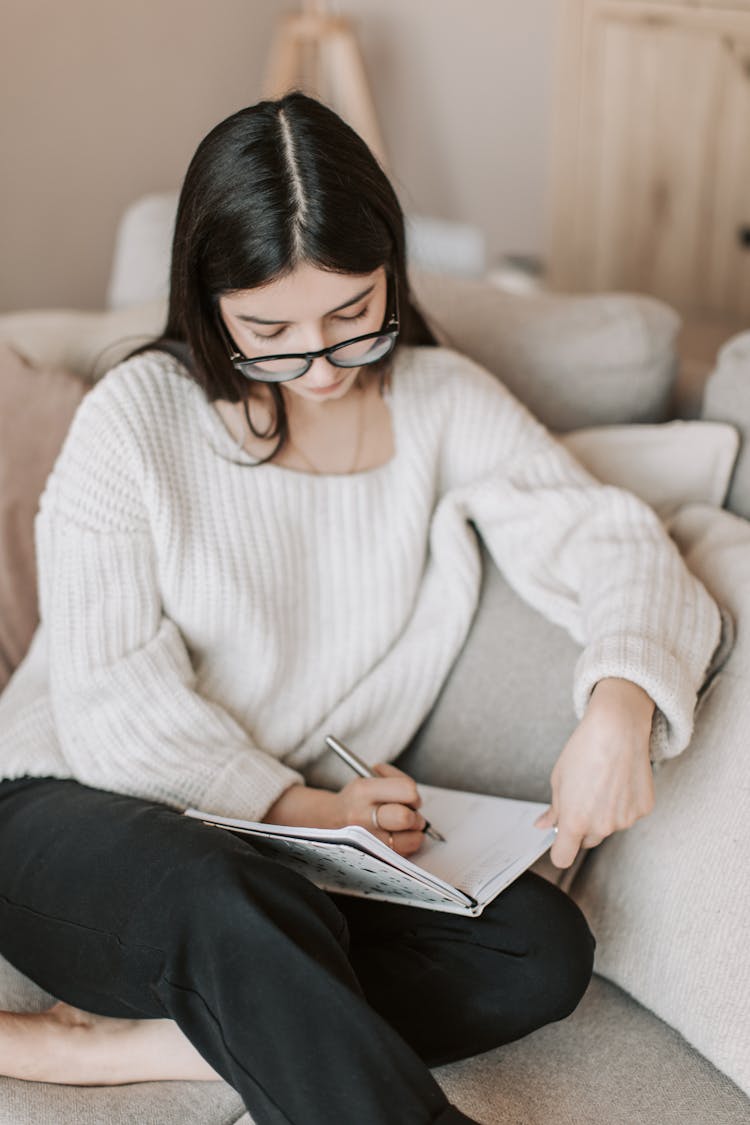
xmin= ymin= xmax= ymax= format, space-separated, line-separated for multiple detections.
xmin=0 ymin=1001 xmax=222 ymax=1085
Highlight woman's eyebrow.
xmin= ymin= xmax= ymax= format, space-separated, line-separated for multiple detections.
xmin=235 ymin=283 xmax=376 ymax=325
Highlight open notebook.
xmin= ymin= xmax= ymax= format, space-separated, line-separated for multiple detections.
xmin=185 ymin=785 xmax=557 ymax=917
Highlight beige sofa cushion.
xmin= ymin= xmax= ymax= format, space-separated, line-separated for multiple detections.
xmin=434 ymin=975 xmax=750 ymax=1125
xmin=2 ymin=959 xmax=748 ymax=1124
xmin=571 ymin=505 xmax=750 ymax=1096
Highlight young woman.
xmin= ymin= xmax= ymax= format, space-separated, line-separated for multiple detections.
xmin=0 ymin=94 xmax=720 ymax=1124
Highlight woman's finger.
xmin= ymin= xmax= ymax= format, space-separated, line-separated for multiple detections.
xmin=388 ymin=830 xmax=426 ymax=857
xmin=372 ymin=762 xmax=410 ymax=779
xmin=371 ymin=763 xmax=423 ymax=806
xmin=534 ymin=805 xmax=556 ymax=829
xmin=549 ymin=823 xmax=584 ymax=869
xmin=373 ymin=801 xmax=425 ymax=833
xmin=352 ymin=772 xmax=422 ymax=809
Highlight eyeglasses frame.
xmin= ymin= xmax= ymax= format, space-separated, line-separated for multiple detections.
xmin=218 ymin=272 xmax=400 ymax=383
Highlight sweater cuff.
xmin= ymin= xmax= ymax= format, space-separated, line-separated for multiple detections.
xmin=199 ymin=750 xmax=305 ymax=821
xmin=572 ymin=633 xmax=709 ymax=763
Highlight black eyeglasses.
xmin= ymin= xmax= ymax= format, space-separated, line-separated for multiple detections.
xmin=219 ymin=276 xmax=400 ymax=383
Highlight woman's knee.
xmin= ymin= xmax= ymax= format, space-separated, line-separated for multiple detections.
xmin=478 ymin=872 xmax=595 ymax=1025
xmin=523 ymin=875 xmax=596 ymax=1021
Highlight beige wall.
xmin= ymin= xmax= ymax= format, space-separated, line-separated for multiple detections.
xmin=345 ymin=0 xmax=560 ymax=268
xmin=1 ymin=0 xmax=279 ymax=311
xmin=0 ymin=1 xmax=559 ymax=312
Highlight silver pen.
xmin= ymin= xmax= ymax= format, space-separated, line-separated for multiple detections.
xmin=324 ymin=735 xmax=446 ymax=842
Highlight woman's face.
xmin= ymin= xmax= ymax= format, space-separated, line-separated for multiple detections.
xmin=218 ymin=262 xmax=389 ymax=405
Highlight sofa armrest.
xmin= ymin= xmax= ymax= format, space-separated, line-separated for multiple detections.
xmin=0 ymin=300 xmax=166 ymax=382
xmin=570 ymin=504 xmax=750 ymax=1097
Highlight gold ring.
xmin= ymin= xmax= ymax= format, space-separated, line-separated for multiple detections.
xmin=371 ymin=805 xmax=381 ymax=832
xmin=388 ymin=833 xmax=394 ymax=849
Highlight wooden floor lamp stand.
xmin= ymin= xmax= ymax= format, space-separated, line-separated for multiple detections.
xmin=262 ymin=0 xmax=389 ymax=169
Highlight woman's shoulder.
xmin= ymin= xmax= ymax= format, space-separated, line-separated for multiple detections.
xmin=39 ymin=349 xmax=198 ymax=533
xmin=395 ymin=345 xmax=511 ymax=407
xmin=79 ymin=348 xmax=196 ymax=425
xmin=62 ymin=348 xmax=203 ymax=468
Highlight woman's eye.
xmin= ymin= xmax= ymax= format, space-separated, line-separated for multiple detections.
xmin=250 ymin=326 xmax=286 ymax=343
xmin=245 ymin=305 xmax=368 ymax=345
xmin=336 ymin=306 xmax=369 ymax=323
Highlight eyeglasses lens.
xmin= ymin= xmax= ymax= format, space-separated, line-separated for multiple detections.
xmin=246 ymin=355 xmax=310 ymax=380
xmin=328 ymin=333 xmax=395 ymax=368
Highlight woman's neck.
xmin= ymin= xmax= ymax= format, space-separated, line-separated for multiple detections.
xmin=217 ymin=369 xmax=394 ymax=474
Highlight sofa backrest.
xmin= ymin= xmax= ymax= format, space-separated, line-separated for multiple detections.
xmin=0 ymin=275 xmax=681 ymax=433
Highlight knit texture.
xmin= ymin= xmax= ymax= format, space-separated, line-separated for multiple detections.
xmin=0 ymin=347 xmax=721 ymax=820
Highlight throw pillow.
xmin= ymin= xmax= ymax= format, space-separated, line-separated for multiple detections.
xmin=571 ymin=504 xmax=750 ymax=1097
xmin=560 ymin=421 xmax=739 ymax=519
xmin=410 ymin=271 xmax=680 ymax=431
xmin=0 ymin=345 xmax=88 ymax=691
xmin=702 ymin=330 xmax=750 ymax=520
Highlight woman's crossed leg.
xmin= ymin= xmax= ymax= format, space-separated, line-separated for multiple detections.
xmin=0 ymin=776 xmax=479 ymax=1124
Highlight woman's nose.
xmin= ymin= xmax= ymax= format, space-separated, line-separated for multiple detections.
xmin=305 ymin=353 xmax=337 ymax=387
xmin=301 ymin=324 xmax=328 ymax=354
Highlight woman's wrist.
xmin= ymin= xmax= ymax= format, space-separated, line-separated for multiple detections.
xmin=588 ymin=677 xmax=656 ymax=739
xmin=263 ymin=783 xmax=340 ymax=828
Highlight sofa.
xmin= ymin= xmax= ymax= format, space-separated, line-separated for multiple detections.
xmin=0 ymin=209 xmax=748 ymax=1124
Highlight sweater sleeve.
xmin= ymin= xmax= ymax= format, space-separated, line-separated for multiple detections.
xmin=438 ymin=353 xmax=722 ymax=761
xmin=34 ymin=376 xmax=304 ymax=819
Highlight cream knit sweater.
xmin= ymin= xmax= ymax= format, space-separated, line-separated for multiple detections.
xmin=0 ymin=346 xmax=721 ymax=820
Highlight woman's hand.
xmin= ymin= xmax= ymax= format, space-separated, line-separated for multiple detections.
xmin=534 ymin=677 xmax=657 ymax=869
xmin=263 ymin=762 xmax=427 ymax=856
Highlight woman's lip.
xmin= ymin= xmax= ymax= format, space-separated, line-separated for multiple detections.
xmin=307 ymin=382 xmax=343 ymax=395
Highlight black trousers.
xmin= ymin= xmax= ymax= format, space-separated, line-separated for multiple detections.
xmin=0 ymin=777 xmax=595 ymax=1125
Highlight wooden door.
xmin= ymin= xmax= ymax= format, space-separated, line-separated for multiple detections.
xmin=549 ymin=1 xmax=750 ymax=318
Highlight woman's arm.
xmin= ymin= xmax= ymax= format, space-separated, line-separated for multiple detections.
xmin=440 ymin=354 xmax=721 ymax=762
xmin=36 ymin=375 xmax=303 ymax=821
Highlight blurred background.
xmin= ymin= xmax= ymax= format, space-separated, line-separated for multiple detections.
xmin=2 ymin=0 xmax=749 ymax=390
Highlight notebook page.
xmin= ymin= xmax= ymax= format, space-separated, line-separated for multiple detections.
xmin=409 ymin=786 xmax=554 ymax=900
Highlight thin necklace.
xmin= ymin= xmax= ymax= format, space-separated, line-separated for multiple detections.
xmin=286 ymin=387 xmax=366 ymax=475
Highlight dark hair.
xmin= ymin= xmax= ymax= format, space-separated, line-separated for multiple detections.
xmin=134 ymin=92 xmax=437 ymax=464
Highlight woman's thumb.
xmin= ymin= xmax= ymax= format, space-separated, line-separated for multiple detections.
xmin=534 ymin=805 xmax=556 ymax=829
